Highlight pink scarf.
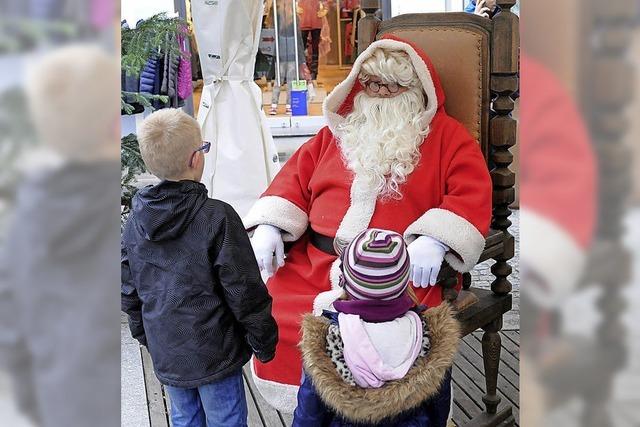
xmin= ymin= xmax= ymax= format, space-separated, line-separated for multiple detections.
xmin=338 ymin=311 xmax=422 ymax=388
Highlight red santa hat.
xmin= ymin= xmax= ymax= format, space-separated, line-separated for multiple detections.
xmin=323 ymin=34 xmax=446 ymax=140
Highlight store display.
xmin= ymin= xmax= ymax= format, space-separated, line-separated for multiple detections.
xmin=290 ymin=80 xmax=308 ymax=115
xmin=298 ymin=0 xmax=326 ymax=80
xmin=338 ymin=1 xmax=365 ymax=65
xmin=177 ymin=29 xmax=193 ymax=100
xmin=121 ymin=14 xmax=190 ymax=111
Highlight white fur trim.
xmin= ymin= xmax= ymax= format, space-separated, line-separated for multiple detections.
xmin=243 ymin=196 xmax=308 ymax=242
xmin=404 ymin=208 xmax=485 ymax=273
xmin=326 ymin=176 xmax=378 ymax=295
xmin=520 ymin=209 xmax=586 ymax=308
xmin=323 ymin=39 xmax=439 ymax=136
xmin=249 ymin=359 xmax=299 ymax=414
xmin=312 ymin=288 xmax=344 ymax=316
xmin=312 ymin=258 xmax=345 ymax=314
xmin=334 ymin=175 xmax=378 ymax=247
xmin=329 ymin=257 xmax=343 ymax=289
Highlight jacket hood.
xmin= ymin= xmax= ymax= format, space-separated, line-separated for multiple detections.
xmin=322 ymin=35 xmax=446 ymax=136
xmin=300 ymin=303 xmax=460 ymax=424
xmin=131 ymin=180 xmax=208 ymax=242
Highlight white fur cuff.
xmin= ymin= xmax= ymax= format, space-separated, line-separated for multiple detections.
xmin=243 ymin=196 xmax=308 ymax=242
xmin=404 ymin=208 xmax=486 ymax=273
xmin=520 ymin=209 xmax=586 ymax=308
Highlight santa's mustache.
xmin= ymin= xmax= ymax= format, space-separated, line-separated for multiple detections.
xmin=337 ymin=87 xmax=429 ymax=199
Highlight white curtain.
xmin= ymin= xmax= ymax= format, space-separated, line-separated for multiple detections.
xmin=192 ymin=0 xmax=280 ymax=218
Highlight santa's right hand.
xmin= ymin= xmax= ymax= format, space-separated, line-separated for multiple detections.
xmin=251 ymin=224 xmax=285 ymax=278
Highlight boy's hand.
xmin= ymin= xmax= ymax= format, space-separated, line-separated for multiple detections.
xmin=251 ymin=224 xmax=285 ymax=278
xmin=254 ymin=351 xmax=276 ymax=364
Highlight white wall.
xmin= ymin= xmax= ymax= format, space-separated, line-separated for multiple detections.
xmin=121 ymin=0 xmax=177 ymax=27
xmin=390 ymin=0 xmax=465 ymax=16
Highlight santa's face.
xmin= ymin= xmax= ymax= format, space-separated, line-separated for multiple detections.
xmin=337 ymin=51 xmax=429 ymax=200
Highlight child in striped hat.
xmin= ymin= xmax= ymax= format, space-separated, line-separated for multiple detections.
xmin=293 ymin=228 xmax=460 ymax=426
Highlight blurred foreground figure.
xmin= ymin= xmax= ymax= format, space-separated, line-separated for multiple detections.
xmin=521 ymin=0 xmax=638 ymax=423
xmin=0 ymin=45 xmax=120 ymax=427
xmin=519 ymin=53 xmax=597 ymax=426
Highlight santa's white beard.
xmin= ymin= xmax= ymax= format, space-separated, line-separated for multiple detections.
xmin=337 ymin=88 xmax=429 ymax=200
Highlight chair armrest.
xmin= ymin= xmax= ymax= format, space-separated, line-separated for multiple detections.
xmin=436 ymin=229 xmax=506 ymax=303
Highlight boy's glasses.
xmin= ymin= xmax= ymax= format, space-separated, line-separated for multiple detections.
xmin=189 ymin=141 xmax=211 ymax=167
xmin=196 ymin=141 xmax=211 ymax=154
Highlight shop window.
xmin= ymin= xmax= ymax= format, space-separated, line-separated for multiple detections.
xmin=258 ymin=0 xmax=360 ymax=127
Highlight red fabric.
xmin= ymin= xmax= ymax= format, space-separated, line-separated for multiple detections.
xmin=298 ymin=0 xmax=323 ymax=30
xmin=520 ymin=55 xmax=596 ymax=248
xmin=253 ymin=37 xmax=492 ymax=387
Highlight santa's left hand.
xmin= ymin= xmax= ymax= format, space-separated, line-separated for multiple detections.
xmin=407 ymin=235 xmax=449 ymax=288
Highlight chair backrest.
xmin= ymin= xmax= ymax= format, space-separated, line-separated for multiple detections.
xmin=376 ymin=13 xmax=493 ymax=158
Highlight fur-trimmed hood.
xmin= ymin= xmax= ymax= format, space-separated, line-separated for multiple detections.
xmin=300 ymin=303 xmax=460 ymax=424
xmin=322 ymin=34 xmax=447 ymax=136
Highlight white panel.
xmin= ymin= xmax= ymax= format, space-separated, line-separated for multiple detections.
xmin=391 ymin=0 xmax=447 ymax=16
xmin=121 ymin=0 xmax=177 ymax=27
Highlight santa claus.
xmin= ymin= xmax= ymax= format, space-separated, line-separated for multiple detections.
xmin=244 ymin=35 xmax=492 ymax=412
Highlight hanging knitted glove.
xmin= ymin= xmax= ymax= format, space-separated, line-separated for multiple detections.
xmin=251 ymin=224 xmax=285 ymax=278
xmin=407 ymin=235 xmax=449 ymax=288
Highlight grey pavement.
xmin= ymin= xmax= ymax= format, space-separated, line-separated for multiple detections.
xmin=122 ymin=314 xmax=151 ymax=427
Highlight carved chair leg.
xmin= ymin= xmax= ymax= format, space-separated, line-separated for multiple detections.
xmin=481 ymin=317 xmax=503 ymax=415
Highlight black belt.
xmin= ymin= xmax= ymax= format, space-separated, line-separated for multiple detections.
xmin=309 ymin=229 xmax=337 ymax=256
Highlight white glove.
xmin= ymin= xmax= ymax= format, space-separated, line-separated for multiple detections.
xmin=407 ymin=235 xmax=449 ymax=288
xmin=251 ymin=224 xmax=285 ymax=278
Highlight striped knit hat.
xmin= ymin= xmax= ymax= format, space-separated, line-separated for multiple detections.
xmin=339 ymin=228 xmax=410 ymax=301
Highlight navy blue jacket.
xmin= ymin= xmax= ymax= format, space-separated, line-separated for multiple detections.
xmin=293 ymin=308 xmax=459 ymax=427
xmin=139 ymin=56 xmax=160 ymax=94
xmin=121 ymin=180 xmax=278 ymax=388
xmin=293 ymin=370 xmax=452 ymax=427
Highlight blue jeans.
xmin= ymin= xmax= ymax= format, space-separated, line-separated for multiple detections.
xmin=165 ymin=371 xmax=248 ymax=427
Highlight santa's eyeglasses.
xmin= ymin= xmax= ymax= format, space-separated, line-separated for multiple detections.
xmin=361 ymin=80 xmax=403 ymax=94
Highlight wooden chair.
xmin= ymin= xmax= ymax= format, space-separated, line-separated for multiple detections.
xmin=358 ymin=2 xmax=519 ymax=426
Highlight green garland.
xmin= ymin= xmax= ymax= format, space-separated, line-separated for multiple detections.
xmin=121 ymin=13 xmax=187 ymax=77
xmin=121 ymin=92 xmax=170 ymax=115
xmin=121 ymin=133 xmax=147 ymax=223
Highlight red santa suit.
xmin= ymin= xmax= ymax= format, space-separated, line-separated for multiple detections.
xmin=243 ymin=35 xmax=492 ymax=412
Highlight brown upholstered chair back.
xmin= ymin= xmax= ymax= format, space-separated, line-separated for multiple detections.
xmin=377 ymin=13 xmax=493 ymax=158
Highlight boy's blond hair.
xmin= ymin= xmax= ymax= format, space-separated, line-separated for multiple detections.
xmin=137 ymin=109 xmax=202 ymax=180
